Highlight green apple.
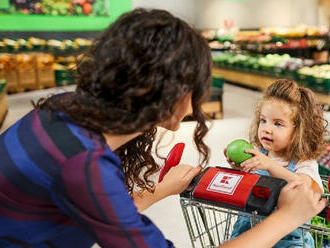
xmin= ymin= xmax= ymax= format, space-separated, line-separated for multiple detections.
xmin=226 ymin=139 xmax=254 ymax=165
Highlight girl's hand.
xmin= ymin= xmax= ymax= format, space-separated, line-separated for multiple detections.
xmin=158 ymin=164 xmax=202 ymax=197
xmin=240 ymin=149 xmax=275 ymax=173
xmin=223 ymin=148 xmax=242 ymax=170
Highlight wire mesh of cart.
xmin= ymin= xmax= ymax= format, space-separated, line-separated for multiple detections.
xmin=180 ymin=173 xmax=330 ymax=248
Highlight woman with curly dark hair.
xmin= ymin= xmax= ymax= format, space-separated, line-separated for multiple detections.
xmin=0 ymin=8 xmax=326 ymax=248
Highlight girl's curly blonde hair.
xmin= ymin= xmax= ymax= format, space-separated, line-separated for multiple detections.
xmin=250 ymin=79 xmax=328 ymax=162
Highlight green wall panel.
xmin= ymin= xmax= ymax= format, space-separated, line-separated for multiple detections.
xmin=0 ymin=0 xmax=132 ymax=31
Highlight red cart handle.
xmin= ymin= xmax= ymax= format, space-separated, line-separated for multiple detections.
xmin=158 ymin=143 xmax=185 ymax=183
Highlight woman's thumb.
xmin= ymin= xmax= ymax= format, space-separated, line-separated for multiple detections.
xmin=317 ymin=198 xmax=328 ymax=213
xmin=186 ymin=166 xmax=202 ymax=179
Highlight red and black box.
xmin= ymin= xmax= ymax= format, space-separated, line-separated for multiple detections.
xmin=181 ymin=167 xmax=287 ymax=216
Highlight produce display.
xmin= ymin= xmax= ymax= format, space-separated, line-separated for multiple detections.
xmin=203 ymin=25 xmax=329 ymax=67
xmin=260 ymin=25 xmax=328 ymax=38
xmin=213 ymin=52 xmax=329 ymax=94
xmin=318 ymin=142 xmax=330 ymax=171
xmin=297 ymin=65 xmax=330 ymax=93
xmin=0 ymin=79 xmax=7 ymax=127
xmin=0 ymin=79 xmax=6 ymax=94
xmin=311 ymin=143 xmax=330 ymax=248
xmin=310 ymin=167 xmax=330 ymax=248
xmin=0 ymin=37 xmax=92 ymax=53
xmin=0 ymin=54 xmax=16 ymax=73
xmin=202 ymin=25 xmax=328 ymax=46
xmin=298 ymin=64 xmax=330 ymax=81
xmin=311 ymin=215 xmax=330 ymax=248
xmin=53 ymin=56 xmax=76 ymax=85
xmin=1 ymin=0 xmax=109 ymax=16
xmin=213 ymin=53 xmax=314 ymax=73
xmin=0 ymin=35 xmax=91 ymax=92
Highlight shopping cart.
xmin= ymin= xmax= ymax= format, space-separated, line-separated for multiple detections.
xmin=159 ymin=143 xmax=330 ymax=248
xmin=179 ymin=174 xmax=330 ymax=248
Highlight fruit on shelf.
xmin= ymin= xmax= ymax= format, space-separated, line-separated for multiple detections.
xmin=82 ymin=3 xmax=92 ymax=14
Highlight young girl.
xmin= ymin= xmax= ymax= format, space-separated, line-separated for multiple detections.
xmin=230 ymin=79 xmax=328 ymax=247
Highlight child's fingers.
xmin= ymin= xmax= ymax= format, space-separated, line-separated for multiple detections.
xmin=231 ymin=163 xmax=241 ymax=170
xmin=240 ymin=157 xmax=257 ymax=167
xmin=244 ymin=149 xmax=259 ymax=155
xmin=224 ymin=148 xmax=235 ymax=164
xmin=241 ymin=164 xmax=254 ymax=173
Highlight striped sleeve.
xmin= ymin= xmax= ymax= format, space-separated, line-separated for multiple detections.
xmin=51 ymin=147 xmax=175 ymax=248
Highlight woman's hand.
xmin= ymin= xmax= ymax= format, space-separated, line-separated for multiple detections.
xmin=240 ymin=149 xmax=275 ymax=173
xmin=223 ymin=148 xmax=241 ymax=170
xmin=158 ymin=164 xmax=202 ymax=197
xmin=133 ymin=164 xmax=201 ymax=212
xmin=219 ymin=180 xmax=327 ymax=248
xmin=277 ymin=180 xmax=327 ymax=226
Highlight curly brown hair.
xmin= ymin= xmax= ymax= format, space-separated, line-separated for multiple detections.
xmin=36 ymin=8 xmax=212 ymax=194
xmin=250 ymin=79 xmax=328 ymax=162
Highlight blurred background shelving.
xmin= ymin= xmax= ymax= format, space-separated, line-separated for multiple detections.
xmin=0 ymin=0 xmax=329 ymax=126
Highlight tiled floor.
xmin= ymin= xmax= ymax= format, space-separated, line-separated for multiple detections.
xmin=1 ymin=83 xmax=329 ymax=248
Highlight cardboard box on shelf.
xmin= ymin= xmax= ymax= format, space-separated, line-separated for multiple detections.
xmin=17 ymin=68 xmax=37 ymax=91
xmin=0 ymin=53 xmax=19 ymax=93
xmin=0 ymin=80 xmax=8 ymax=127
xmin=35 ymin=53 xmax=55 ymax=89
xmin=16 ymin=53 xmax=37 ymax=91
xmin=2 ymin=70 xmax=19 ymax=93
xmin=36 ymin=67 xmax=55 ymax=89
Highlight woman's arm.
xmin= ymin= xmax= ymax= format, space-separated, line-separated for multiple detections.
xmin=133 ymin=164 xmax=201 ymax=212
xmin=219 ymin=181 xmax=327 ymax=248
xmin=220 ymin=210 xmax=299 ymax=248
xmin=132 ymin=185 xmax=168 ymax=213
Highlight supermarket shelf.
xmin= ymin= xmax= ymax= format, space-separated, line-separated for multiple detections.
xmin=0 ymin=31 xmax=100 ymax=40
xmin=187 ymin=101 xmax=222 ymax=120
xmin=202 ymin=101 xmax=222 ymax=119
xmin=0 ymin=88 xmax=8 ymax=128
xmin=213 ymin=67 xmax=330 ymax=106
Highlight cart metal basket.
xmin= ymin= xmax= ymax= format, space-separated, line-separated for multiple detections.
xmin=180 ymin=175 xmax=330 ymax=248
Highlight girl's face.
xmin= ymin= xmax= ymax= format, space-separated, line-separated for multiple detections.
xmin=257 ymin=100 xmax=295 ymax=157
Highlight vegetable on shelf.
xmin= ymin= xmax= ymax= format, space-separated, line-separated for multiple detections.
xmin=311 ymin=216 xmax=330 ymax=248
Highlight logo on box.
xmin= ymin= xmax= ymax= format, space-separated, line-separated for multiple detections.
xmin=207 ymin=172 xmax=243 ymax=195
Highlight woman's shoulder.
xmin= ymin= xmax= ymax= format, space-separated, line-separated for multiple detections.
xmin=33 ymin=109 xmax=112 ymax=159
